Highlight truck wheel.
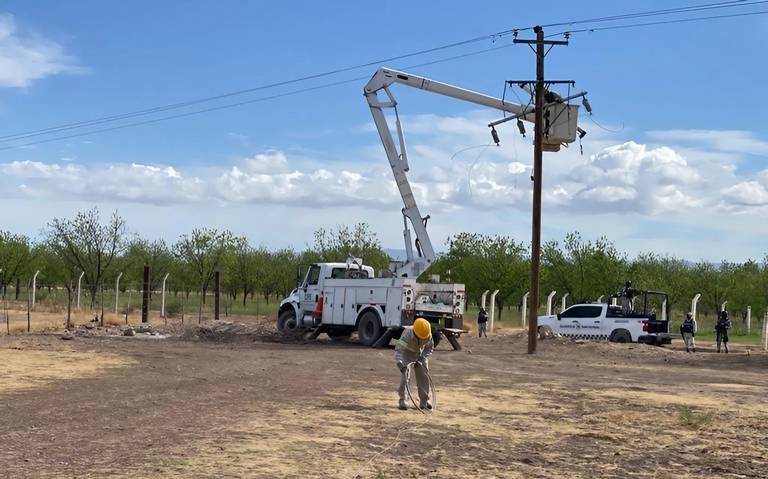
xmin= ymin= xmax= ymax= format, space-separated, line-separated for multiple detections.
xmin=277 ymin=309 xmax=297 ymax=334
xmin=611 ymin=330 xmax=631 ymax=343
xmin=357 ymin=311 xmax=382 ymax=346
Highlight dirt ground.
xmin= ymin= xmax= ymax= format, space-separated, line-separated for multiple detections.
xmin=1 ymin=318 xmax=766 ymax=479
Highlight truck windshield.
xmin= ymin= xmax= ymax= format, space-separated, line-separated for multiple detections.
xmin=304 ymin=265 xmax=321 ymax=286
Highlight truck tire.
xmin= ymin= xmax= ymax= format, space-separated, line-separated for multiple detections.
xmin=357 ymin=311 xmax=382 ymax=346
xmin=611 ymin=329 xmax=631 ymax=343
xmin=277 ymin=309 xmax=297 ymax=334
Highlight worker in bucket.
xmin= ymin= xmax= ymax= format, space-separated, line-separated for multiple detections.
xmin=679 ymin=312 xmax=697 ymax=353
xmin=715 ymin=309 xmax=731 ymax=353
xmin=477 ymin=307 xmax=488 ymax=338
xmin=395 ymin=317 xmax=433 ymax=411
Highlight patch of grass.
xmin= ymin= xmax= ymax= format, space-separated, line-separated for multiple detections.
xmin=678 ymin=406 xmax=713 ymax=429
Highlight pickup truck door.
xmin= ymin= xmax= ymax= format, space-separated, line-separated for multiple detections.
xmin=559 ymin=305 xmax=605 ymax=339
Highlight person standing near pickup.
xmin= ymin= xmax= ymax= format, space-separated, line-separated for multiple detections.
xmin=477 ymin=307 xmax=488 ymax=338
xmin=715 ymin=309 xmax=731 ymax=353
xmin=679 ymin=312 xmax=697 ymax=353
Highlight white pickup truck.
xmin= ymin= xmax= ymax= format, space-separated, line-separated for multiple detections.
xmin=538 ymin=292 xmax=672 ymax=346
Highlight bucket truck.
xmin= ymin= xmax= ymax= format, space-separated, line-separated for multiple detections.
xmin=277 ymin=67 xmax=582 ymax=348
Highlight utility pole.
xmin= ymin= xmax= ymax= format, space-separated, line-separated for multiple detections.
xmin=513 ymin=26 xmax=569 ymax=354
xmin=141 ymin=265 xmax=150 ymax=323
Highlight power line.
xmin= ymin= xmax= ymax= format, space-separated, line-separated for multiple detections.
xmin=2 ymin=0 xmax=766 ymax=146
xmin=0 ymin=31 xmax=520 ymax=144
xmin=540 ymin=0 xmax=767 ymax=29
xmin=546 ymin=9 xmax=768 ymax=37
xmin=0 ymin=44 xmax=516 ymax=151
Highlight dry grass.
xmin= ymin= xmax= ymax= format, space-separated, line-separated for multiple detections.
xmin=0 ymin=347 xmax=135 ymax=395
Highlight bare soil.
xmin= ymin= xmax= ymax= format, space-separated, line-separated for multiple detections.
xmin=1 ymin=317 xmax=766 ymax=478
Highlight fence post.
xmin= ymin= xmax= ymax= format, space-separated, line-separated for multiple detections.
xmin=31 ymin=270 xmax=40 ymax=309
xmin=546 ymin=291 xmax=557 ymax=316
xmin=521 ymin=292 xmax=529 ymax=329
xmin=761 ymin=312 xmax=767 ymax=351
xmin=489 ymin=289 xmax=499 ymax=333
xmin=481 ymin=290 xmax=489 ymax=310
xmin=76 ymin=271 xmax=85 ymax=310
xmin=746 ymin=306 xmax=751 ymax=334
xmin=597 ymin=295 xmax=604 ymax=303
xmin=160 ymin=273 xmax=170 ymax=318
xmin=691 ymin=293 xmax=701 ymax=321
xmin=561 ymin=292 xmax=569 ymax=311
xmin=114 ymin=272 xmax=123 ymax=315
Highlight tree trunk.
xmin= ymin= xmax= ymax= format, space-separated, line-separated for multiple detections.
xmin=15 ymin=278 xmax=20 ymax=300
xmin=243 ymin=287 xmax=248 ymax=307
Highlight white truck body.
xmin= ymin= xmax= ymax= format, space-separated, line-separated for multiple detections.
xmin=537 ymin=303 xmax=671 ymax=345
xmin=278 ymin=262 xmax=464 ymax=346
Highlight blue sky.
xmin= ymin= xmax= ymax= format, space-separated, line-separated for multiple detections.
xmin=1 ymin=1 xmax=767 ymax=260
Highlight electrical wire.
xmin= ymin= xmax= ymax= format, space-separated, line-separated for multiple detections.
xmin=3 ymin=0 xmax=767 ymax=146
xmin=0 ymin=34 xmax=523 ymax=144
xmin=0 ymin=44 xmax=516 ymax=151
xmin=540 ymin=0 xmax=768 ymax=29
xmin=546 ymin=9 xmax=768 ymax=37
xmin=588 ymin=116 xmax=625 ymax=133
xmin=351 ymin=360 xmax=436 ymax=479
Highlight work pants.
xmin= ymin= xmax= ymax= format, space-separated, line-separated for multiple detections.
xmin=716 ymin=331 xmax=729 ymax=352
xmin=682 ymin=332 xmax=695 ymax=351
xmin=398 ymin=354 xmax=430 ymax=404
xmin=478 ymin=322 xmax=487 ymax=338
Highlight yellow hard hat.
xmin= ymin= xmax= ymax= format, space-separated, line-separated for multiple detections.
xmin=413 ymin=317 xmax=431 ymax=340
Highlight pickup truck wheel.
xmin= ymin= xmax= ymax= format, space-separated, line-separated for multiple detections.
xmin=611 ymin=329 xmax=631 ymax=343
xmin=357 ymin=311 xmax=382 ymax=346
xmin=277 ymin=309 xmax=297 ymax=334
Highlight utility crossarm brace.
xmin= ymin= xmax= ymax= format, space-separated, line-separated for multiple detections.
xmin=364 ymin=67 xmax=528 ymax=278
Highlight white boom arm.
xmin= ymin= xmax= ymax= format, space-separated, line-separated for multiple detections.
xmin=364 ymin=67 xmax=528 ymax=278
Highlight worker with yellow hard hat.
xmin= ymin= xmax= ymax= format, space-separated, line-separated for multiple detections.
xmin=395 ymin=317 xmax=434 ymax=410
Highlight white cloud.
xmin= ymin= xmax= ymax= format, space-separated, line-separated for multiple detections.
xmin=647 ymin=129 xmax=768 ymax=156
xmin=2 ymin=113 xmax=768 ymax=230
xmin=0 ymin=14 xmax=81 ymax=88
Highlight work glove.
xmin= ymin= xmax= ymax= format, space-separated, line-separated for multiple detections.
xmin=397 ymin=361 xmax=407 ymax=373
xmin=416 ymin=355 xmax=427 ymax=367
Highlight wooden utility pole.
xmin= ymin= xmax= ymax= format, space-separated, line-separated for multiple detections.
xmin=214 ymin=271 xmax=221 ymax=321
xmin=141 ymin=265 xmax=150 ymax=323
xmin=514 ymin=26 xmax=569 ymax=354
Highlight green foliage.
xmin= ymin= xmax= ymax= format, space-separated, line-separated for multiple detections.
xmin=0 ymin=231 xmax=33 ymax=296
xmin=678 ymin=406 xmax=713 ymax=429
xmin=542 ymin=232 xmax=626 ymax=304
xmin=173 ymin=228 xmax=234 ymax=293
xmin=120 ymin=238 xmax=174 ymax=292
xmin=45 ymin=207 xmax=127 ymax=307
xmin=432 ymin=233 xmax=528 ymax=314
xmin=312 ymin=223 xmax=389 ymax=273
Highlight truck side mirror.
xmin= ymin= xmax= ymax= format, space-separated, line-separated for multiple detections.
xmin=556 ymin=313 xmax=562 ymax=321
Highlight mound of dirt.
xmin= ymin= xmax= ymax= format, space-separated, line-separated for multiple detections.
xmin=179 ymin=320 xmax=282 ymax=343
